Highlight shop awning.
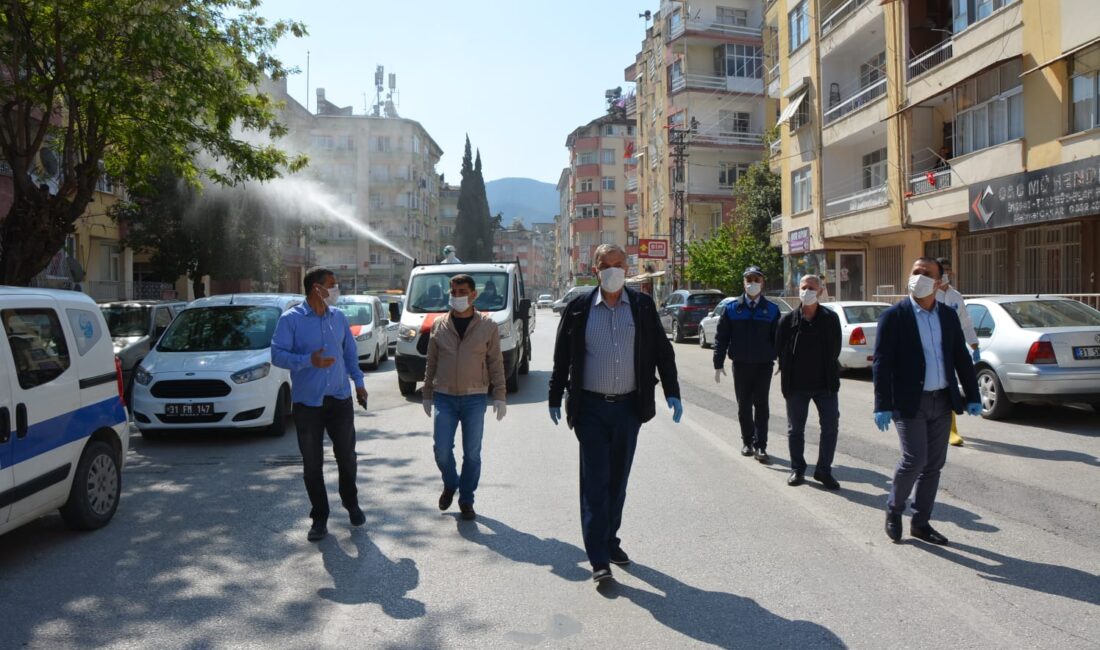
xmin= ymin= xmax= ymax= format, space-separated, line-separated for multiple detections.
xmin=777 ymin=93 xmax=807 ymax=125
xmin=628 ymin=270 xmax=666 ymax=282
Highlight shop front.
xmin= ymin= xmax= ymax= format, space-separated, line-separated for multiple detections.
xmin=782 ymin=227 xmax=868 ymax=301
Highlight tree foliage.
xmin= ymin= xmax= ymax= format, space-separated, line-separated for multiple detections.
xmin=0 ymin=1 xmax=307 ymax=284
xmin=453 ymin=136 xmax=495 ymax=262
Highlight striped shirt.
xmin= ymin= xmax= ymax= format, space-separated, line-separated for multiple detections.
xmin=582 ymin=289 xmax=637 ymax=394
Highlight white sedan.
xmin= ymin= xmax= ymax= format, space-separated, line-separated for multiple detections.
xmin=820 ymin=301 xmax=892 ymax=370
xmin=698 ymin=297 xmax=793 ymax=348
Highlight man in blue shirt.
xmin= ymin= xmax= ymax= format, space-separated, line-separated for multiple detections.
xmin=272 ymin=267 xmax=369 ymax=542
xmin=873 ymin=257 xmax=980 ymax=546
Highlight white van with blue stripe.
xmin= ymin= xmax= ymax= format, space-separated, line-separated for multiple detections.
xmin=1 ymin=287 xmax=130 ymax=535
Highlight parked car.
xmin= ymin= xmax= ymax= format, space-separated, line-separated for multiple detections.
xmin=537 ymin=294 xmax=554 ymax=309
xmin=820 ymin=301 xmax=892 ymax=370
xmin=699 ymin=296 xmax=793 ymax=348
xmin=552 ymin=286 xmax=592 ymax=314
xmin=380 ymin=294 xmax=405 ymax=353
xmin=335 ymin=295 xmax=389 ymax=370
xmin=0 ymin=286 xmax=130 ymax=535
xmin=130 ymin=293 xmax=302 ymax=438
xmin=100 ymin=300 xmax=187 ymax=404
xmin=965 ymin=296 xmax=1100 ymax=419
xmin=660 ymin=289 xmax=725 ymax=342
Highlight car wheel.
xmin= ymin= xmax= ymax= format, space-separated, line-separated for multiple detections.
xmin=59 ymin=440 xmax=121 ymax=530
xmin=398 ymin=378 xmax=417 ymax=396
xmin=699 ymin=328 xmax=709 ymax=348
xmin=365 ymin=347 xmax=379 ymax=371
xmin=380 ymin=344 xmax=388 ymax=363
xmin=672 ymin=321 xmax=685 ymax=343
xmin=265 ymin=385 xmax=289 ymax=437
xmin=519 ymin=339 xmax=530 ymax=375
xmin=977 ymin=367 xmax=1013 ymax=420
xmin=506 ymin=366 xmax=519 ymax=393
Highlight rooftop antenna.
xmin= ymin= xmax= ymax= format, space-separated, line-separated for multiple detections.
xmin=373 ymin=65 xmax=384 ymax=116
xmin=305 ymin=50 xmax=311 ymax=112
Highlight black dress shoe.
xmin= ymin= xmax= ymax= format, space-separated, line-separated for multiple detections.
xmin=787 ymin=471 xmax=805 ymax=486
xmin=754 ymin=448 xmax=770 ymax=464
xmin=307 ymin=521 xmax=328 ymax=542
xmin=438 ymin=488 xmax=455 ymax=511
xmin=740 ymin=444 xmax=754 ymax=457
xmin=459 ymin=503 xmax=476 ymax=521
xmin=592 ymin=567 xmax=613 ymax=584
xmin=609 ymin=547 xmax=631 ymax=566
xmin=911 ymin=524 xmax=949 ymax=545
xmin=813 ymin=470 xmax=841 ymax=490
xmin=348 ymin=506 xmax=366 ymax=527
xmin=885 ymin=513 xmax=902 ymax=542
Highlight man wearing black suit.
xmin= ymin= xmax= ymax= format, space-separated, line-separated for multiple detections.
xmin=873 ymin=257 xmax=981 ymax=546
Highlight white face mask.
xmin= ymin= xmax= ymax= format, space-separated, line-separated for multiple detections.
xmin=449 ymin=295 xmax=470 ymax=312
xmin=598 ymin=267 xmax=626 ymax=293
xmin=908 ymin=274 xmax=936 ymax=299
xmin=745 ymin=282 xmax=762 ymax=297
xmin=322 ymin=286 xmax=340 ymax=307
xmin=941 ymin=273 xmax=951 ymax=286
xmin=799 ymin=288 xmax=818 ymax=306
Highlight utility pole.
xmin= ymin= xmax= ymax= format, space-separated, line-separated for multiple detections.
xmin=668 ymin=117 xmax=697 ymax=290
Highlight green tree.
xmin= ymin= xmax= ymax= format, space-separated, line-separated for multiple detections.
xmin=454 ymin=136 xmax=494 ymax=262
xmin=734 ymin=161 xmax=782 ymax=243
xmin=0 ymin=1 xmax=307 ymax=284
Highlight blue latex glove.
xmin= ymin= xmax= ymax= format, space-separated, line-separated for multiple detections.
xmin=972 ymin=348 xmax=981 ymax=362
xmin=873 ymin=411 xmax=892 ymax=432
xmin=667 ymin=397 xmax=683 ymax=423
xmin=549 ymin=406 xmax=561 ymax=426
xmin=966 ymin=402 xmax=982 ymax=416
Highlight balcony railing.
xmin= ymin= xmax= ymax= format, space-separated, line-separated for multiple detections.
xmin=692 ymin=131 xmax=765 ymax=148
xmin=769 ymin=139 xmax=781 ymax=158
xmin=908 ymin=168 xmax=953 ymax=195
xmin=908 ymin=39 xmax=954 ymax=79
xmin=626 ymin=176 xmax=639 ymax=191
xmin=669 ymin=17 xmax=762 ymax=42
xmin=766 ymin=63 xmax=780 ymax=97
xmin=823 ymin=78 xmax=886 ymax=125
xmin=625 ymin=94 xmax=637 ymax=117
xmin=771 ymin=216 xmax=783 ymax=233
xmin=824 ymin=184 xmax=888 ymax=218
xmin=820 ymin=0 xmax=871 ymax=36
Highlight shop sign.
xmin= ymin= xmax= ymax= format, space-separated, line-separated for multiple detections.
xmin=969 ymin=155 xmax=1100 ymax=231
xmin=788 ymin=227 xmax=811 ymax=253
xmin=639 ymin=238 xmax=668 ymax=259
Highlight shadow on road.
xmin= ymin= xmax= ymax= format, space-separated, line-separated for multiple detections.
xmin=455 ymin=515 xmax=590 ymax=582
xmin=317 ymin=529 xmax=425 ymax=619
xmin=612 ymin=563 xmax=847 ymax=649
xmin=963 ymin=436 xmax=1100 ymax=466
xmin=830 ymin=465 xmax=999 ymax=533
xmin=915 ymin=541 xmax=1100 ymax=607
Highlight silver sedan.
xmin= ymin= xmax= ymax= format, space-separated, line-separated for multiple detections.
xmin=965 ymin=296 xmax=1100 ymax=419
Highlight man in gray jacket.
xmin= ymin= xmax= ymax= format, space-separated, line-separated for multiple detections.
xmin=423 ymin=274 xmax=507 ymax=521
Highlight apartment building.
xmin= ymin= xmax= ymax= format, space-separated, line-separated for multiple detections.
xmin=628 ymin=0 xmax=771 ymax=294
xmin=493 ymin=221 xmax=556 ymax=298
xmin=768 ymin=0 xmax=1100 ymax=298
xmin=438 ymin=182 xmax=460 ymax=255
xmin=563 ymin=114 xmax=638 ymax=282
xmin=555 ymin=168 xmax=572 ymax=292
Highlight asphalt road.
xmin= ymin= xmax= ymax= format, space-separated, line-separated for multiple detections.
xmin=1 ymin=311 xmax=1097 ymax=649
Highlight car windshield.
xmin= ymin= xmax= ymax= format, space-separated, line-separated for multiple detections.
xmin=1002 ymin=300 xmax=1100 ymax=328
xmin=336 ymin=302 xmax=373 ymax=326
xmin=157 ymin=306 xmax=281 ymax=352
xmin=843 ymin=305 xmax=889 ymax=324
xmin=689 ymin=294 xmax=723 ymax=307
xmin=539 ymin=294 xmax=552 ymax=300
xmin=101 ymin=305 xmax=150 ymax=337
xmin=407 ymin=272 xmax=509 ymax=313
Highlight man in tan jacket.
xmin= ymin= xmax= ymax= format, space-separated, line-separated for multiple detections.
xmin=423 ymin=274 xmax=507 ymax=520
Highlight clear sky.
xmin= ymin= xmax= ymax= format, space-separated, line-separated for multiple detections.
xmin=257 ymin=0 xmax=647 ymax=185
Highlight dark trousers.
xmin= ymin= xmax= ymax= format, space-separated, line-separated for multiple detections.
xmin=573 ymin=393 xmax=641 ymax=570
xmin=888 ymin=391 xmax=952 ymax=527
xmin=293 ymin=396 xmax=358 ymax=523
xmin=733 ymin=361 xmax=773 ymax=449
xmin=785 ymin=389 xmax=840 ymax=474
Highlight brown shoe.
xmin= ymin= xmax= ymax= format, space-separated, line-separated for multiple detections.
xmin=459 ymin=503 xmax=476 ymax=521
xmin=438 ymin=488 xmax=455 ymax=511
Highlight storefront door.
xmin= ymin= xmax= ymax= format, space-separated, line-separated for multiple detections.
xmin=836 ymin=253 xmax=865 ymax=301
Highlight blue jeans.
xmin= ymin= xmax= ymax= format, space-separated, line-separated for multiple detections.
xmin=785 ymin=390 xmax=840 ymax=474
xmin=432 ymin=393 xmax=487 ymax=506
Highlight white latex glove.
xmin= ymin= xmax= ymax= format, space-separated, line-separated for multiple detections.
xmin=422 ymin=399 xmax=432 ymax=418
xmin=493 ymin=400 xmax=507 ymax=421
xmin=714 ymin=368 xmax=726 ymax=384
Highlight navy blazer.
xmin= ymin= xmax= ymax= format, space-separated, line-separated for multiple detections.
xmin=872 ymin=298 xmax=980 ymax=418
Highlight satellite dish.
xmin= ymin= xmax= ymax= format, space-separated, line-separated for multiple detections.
xmin=31 ymin=146 xmax=62 ymax=195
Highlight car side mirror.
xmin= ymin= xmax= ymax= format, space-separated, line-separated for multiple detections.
xmin=380 ymin=318 xmax=389 ymax=327
xmin=518 ymin=298 xmax=532 ymax=315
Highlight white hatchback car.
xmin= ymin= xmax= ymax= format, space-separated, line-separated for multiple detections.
xmin=1 ymin=286 xmax=130 ymax=535
xmin=335 ymin=294 xmax=389 ymax=370
xmin=820 ymin=301 xmax=892 ymax=370
xmin=130 ymin=294 xmax=302 ymax=439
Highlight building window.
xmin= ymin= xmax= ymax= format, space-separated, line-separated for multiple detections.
xmin=101 ymin=244 xmax=121 ymax=282
xmin=860 ymin=52 xmax=886 ymax=90
xmin=953 ymin=0 xmax=1015 ymax=34
xmin=311 ymin=135 xmax=334 ymax=151
xmin=719 ymin=162 xmax=749 ymax=188
xmin=719 ymin=110 xmax=751 ymax=135
xmin=579 ymin=178 xmax=595 ymax=192
xmin=600 ymin=149 xmax=616 ymax=164
xmin=369 ymin=193 xmax=383 ymax=209
xmin=788 ymin=1 xmax=809 ymax=52
xmin=717 ymin=44 xmax=763 ymax=79
xmin=601 ymin=204 xmax=617 ymax=217
xmin=791 ymin=166 xmax=812 ymax=213
xmin=627 ymin=125 xmax=636 ymax=136
xmin=577 ymin=151 xmax=597 ymax=165
xmin=603 ymin=124 xmax=616 ymax=136
xmin=1017 ymin=223 xmax=1082 ymax=293
xmin=579 ymin=205 xmax=600 ymax=218
xmin=1070 ymin=45 xmax=1100 ymax=133
xmin=954 ymin=59 xmax=1023 ymax=156
xmin=791 ymin=94 xmax=811 ymax=130
xmin=601 ymin=176 xmax=616 ymax=190
xmin=862 ymin=148 xmax=888 ymax=189
xmin=873 ymin=245 xmax=906 ymax=296
xmin=716 ymin=6 xmax=748 ymax=26
xmin=369 ymin=136 xmax=391 ymax=153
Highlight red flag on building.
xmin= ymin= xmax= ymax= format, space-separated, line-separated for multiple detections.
xmin=624 ymin=141 xmax=635 ymax=159
xmin=926 ymin=170 xmax=937 ymax=187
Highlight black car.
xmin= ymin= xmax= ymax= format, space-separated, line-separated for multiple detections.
xmin=659 ymin=289 xmax=725 ymax=342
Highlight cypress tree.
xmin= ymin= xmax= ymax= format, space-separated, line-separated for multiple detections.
xmin=455 ymin=137 xmax=494 ymax=262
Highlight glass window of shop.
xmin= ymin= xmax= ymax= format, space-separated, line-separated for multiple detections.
xmin=782 ymin=250 xmax=865 ymax=301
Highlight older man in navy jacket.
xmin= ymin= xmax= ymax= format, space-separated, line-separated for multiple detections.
xmin=873 ymin=257 xmax=980 ymax=546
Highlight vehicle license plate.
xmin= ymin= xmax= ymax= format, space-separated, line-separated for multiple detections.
xmin=1072 ymin=346 xmax=1100 ymax=360
xmin=165 ymin=403 xmax=214 ymax=417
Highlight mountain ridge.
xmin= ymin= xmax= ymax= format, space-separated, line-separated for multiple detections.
xmin=485 ymin=177 xmax=558 ymax=228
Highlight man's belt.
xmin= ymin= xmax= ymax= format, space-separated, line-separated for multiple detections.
xmin=582 ymin=390 xmax=637 ymax=403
